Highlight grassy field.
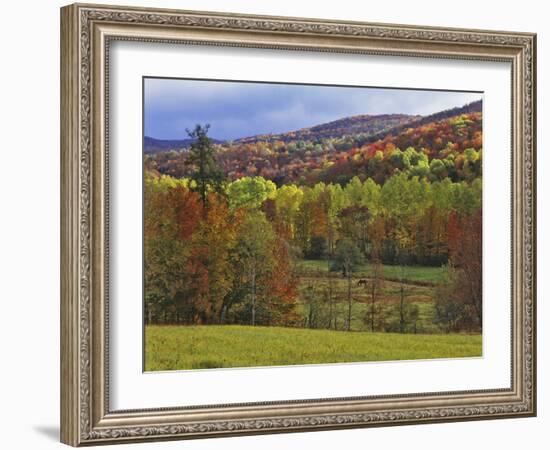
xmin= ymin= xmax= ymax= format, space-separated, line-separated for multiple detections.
xmin=296 ymin=260 xmax=446 ymax=333
xmin=297 ymin=259 xmax=446 ymax=284
xmin=145 ymin=325 xmax=482 ymax=371
xmin=297 ymin=276 xmax=437 ymax=332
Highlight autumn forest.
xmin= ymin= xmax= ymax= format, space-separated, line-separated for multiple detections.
xmin=143 ymin=81 xmax=483 ymax=370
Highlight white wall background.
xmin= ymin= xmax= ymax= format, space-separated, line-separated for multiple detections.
xmin=0 ymin=0 xmax=546 ymax=449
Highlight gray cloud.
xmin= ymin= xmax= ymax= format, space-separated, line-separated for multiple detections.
xmin=144 ymin=78 xmax=482 ymax=140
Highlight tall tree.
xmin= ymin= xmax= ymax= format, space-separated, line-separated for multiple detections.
xmin=338 ymin=205 xmax=370 ymax=257
xmin=331 ymin=238 xmax=364 ymax=331
xmin=186 ymin=194 xmax=238 ymax=324
xmin=234 ymin=211 xmax=277 ymax=326
xmin=381 ymin=174 xmax=430 ymax=331
xmin=366 ymin=217 xmax=386 ymax=332
xmin=185 ymin=124 xmax=225 ymax=208
xmin=264 ymin=237 xmax=300 ymax=326
xmin=446 ymin=209 xmax=483 ymax=330
xmin=274 ymin=184 xmax=303 ymax=240
xmin=366 ymin=259 xmax=385 ymax=332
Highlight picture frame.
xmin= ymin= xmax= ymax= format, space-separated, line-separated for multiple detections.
xmin=60 ymin=2 xmax=536 ymax=446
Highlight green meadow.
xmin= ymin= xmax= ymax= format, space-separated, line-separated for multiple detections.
xmin=145 ymin=325 xmax=482 ymax=371
xmin=297 ymin=260 xmax=447 ymax=284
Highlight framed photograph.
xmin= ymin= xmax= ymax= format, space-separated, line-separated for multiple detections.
xmin=60 ymin=3 xmax=536 ymax=446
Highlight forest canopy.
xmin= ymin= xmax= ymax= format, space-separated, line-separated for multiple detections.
xmin=145 ymin=160 xmax=482 ymax=332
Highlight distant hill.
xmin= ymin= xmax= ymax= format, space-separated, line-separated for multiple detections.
xmin=144 ymin=114 xmax=420 ymax=152
xmin=145 ymin=100 xmax=483 ymax=185
xmin=236 ymin=113 xmax=420 ymax=144
xmin=144 ymin=136 xmax=223 ymax=154
xmin=365 ymin=100 xmax=482 ymax=143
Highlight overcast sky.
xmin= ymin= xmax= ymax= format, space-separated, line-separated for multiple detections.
xmin=144 ymin=78 xmax=482 ymax=141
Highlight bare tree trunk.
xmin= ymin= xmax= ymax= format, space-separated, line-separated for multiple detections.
xmin=328 ymin=280 xmax=334 ymax=330
xmin=347 ymin=262 xmax=352 ymax=331
xmin=251 ymin=266 xmax=256 ymax=326
xmin=370 ymin=282 xmax=376 ymax=332
xmin=396 ymin=245 xmax=408 ymax=334
xmin=327 ymin=252 xmax=334 ymax=329
xmin=326 ymin=221 xmax=338 ymax=330
xmin=219 ymin=304 xmax=227 ymax=324
xmin=399 ymin=282 xmax=405 ymax=333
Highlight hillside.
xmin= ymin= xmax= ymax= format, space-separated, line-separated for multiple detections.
xmin=366 ymin=99 xmax=482 ymax=143
xmin=236 ymin=113 xmax=419 ymax=144
xmin=318 ymin=110 xmax=482 ymax=185
xmin=145 ymin=101 xmax=482 ymax=185
xmin=145 ymin=113 xmax=421 ymax=153
xmin=144 ymin=136 xmax=223 ymax=154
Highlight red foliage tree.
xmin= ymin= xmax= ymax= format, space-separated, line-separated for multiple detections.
xmin=446 ymin=209 xmax=483 ymax=329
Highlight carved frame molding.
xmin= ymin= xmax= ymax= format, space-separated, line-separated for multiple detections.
xmin=61 ymin=3 xmax=536 ymax=446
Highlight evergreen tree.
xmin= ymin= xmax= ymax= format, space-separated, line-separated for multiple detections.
xmin=185 ymin=124 xmax=225 ymax=207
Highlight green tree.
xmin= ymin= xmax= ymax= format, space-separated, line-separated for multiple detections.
xmin=227 ymin=176 xmax=276 ymax=210
xmin=338 ymin=205 xmax=370 ymax=257
xmin=274 ymin=184 xmax=303 ymax=240
xmin=380 ymin=174 xmax=431 ymax=330
xmin=234 ymin=211 xmax=277 ymax=326
xmin=364 ymin=258 xmax=385 ymax=332
xmin=295 ymin=187 xmax=328 ymax=256
xmin=185 ymin=124 xmax=225 ymax=207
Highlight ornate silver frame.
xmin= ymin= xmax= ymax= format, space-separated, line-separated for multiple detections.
xmin=60 ymin=3 xmax=536 ymax=446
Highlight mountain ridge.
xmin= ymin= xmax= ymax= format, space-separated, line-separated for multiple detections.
xmin=144 ymin=100 xmax=481 ymax=158
xmin=144 ymin=113 xmax=419 ymax=153
xmin=144 ymin=136 xmax=226 ymax=154
xmin=234 ymin=113 xmax=421 ymax=144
